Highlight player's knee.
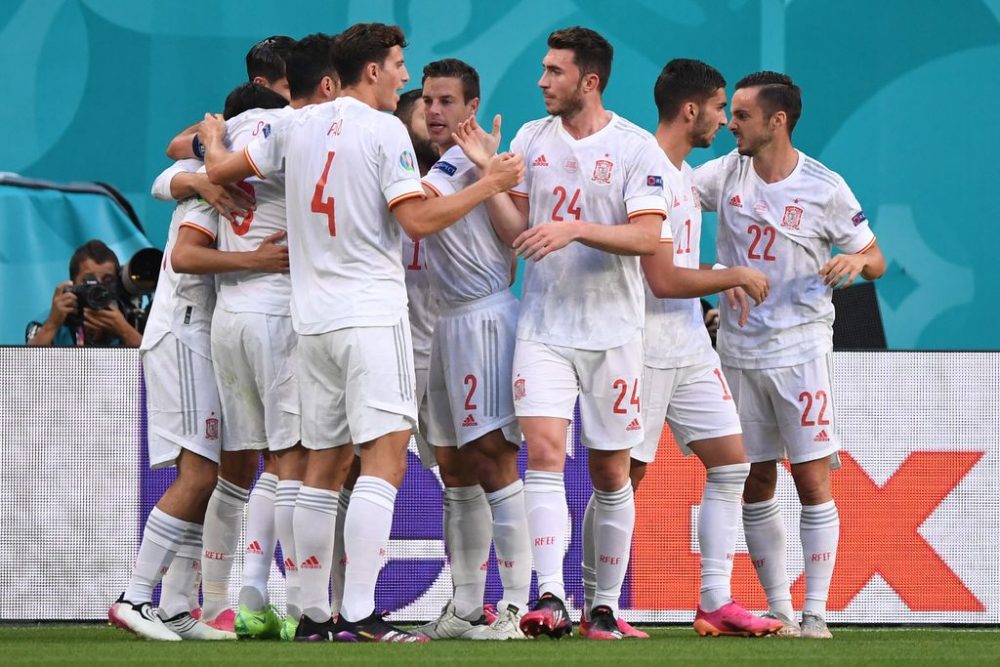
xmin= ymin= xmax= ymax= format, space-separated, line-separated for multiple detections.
xmin=589 ymin=451 xmax=631 ymax=491
xmin=790 ymin=462 xmax=831 ymax=504
xmin=743 ymin=462 xmax=778 ymax=502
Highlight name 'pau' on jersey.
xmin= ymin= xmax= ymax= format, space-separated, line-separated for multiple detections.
xmin=141 ymin=197 xmax=219 ymax=358
xmin=245 ymin=97 xmax=425 ymax=334
xmin=643 ymin=159 xmax=714 ymax=369
xmin=510 ymin=114 xmax=670 ymax=351
xmin=215 ymin=106 xmax=294 ymax=316
xmin=422 ymin=145 xmax=514 ymax=306
xmin=694 ymin=149 xmax=876 ymax=369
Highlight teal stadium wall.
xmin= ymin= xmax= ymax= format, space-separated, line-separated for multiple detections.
xmin=3 ymin=0 xmax=998 ymax=349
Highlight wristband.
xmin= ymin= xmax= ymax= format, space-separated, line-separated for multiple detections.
xmin=192 ymin=135 xmax=205 ymax=160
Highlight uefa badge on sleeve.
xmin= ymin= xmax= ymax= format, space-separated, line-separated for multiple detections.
xmin=400 ymin=151 xmax=416 ymax=172
xmin=781 ymin=205 xmax=803 ymax=230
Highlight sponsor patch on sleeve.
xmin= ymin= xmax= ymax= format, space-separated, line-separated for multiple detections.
xmin=851 ymin=210 xmax=868 ymax=226
xmin=646 ymin=175 xmax=663 ymax=188
xmin=433 ymin=161 xmax=457 ymax=176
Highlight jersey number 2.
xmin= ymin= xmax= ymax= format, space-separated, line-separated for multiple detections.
xmin=312 ymin=151 xmax=336 ymax=236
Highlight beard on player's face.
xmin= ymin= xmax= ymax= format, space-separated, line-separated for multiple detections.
xmin=412 ymin=136 xmax=439 ymax=174
xmin=690 ymin=108 xmax=717 ymax=149
xmin=548 ymin=79 xmax=586 ymax=118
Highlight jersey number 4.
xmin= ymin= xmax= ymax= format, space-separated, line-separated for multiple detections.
xmin=312 ymin=151 xmax=336 ymax=236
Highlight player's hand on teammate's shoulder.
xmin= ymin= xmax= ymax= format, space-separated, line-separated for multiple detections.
xmin=197 ymin=113 xmax=226 ymax=145
xmin=512 ymin=221 xmax=578 ymax=261
xmin=818 ymin=252 xmax=866 ymax=289
xmin=252 ymin=230 xmax=290 ymax=273
xmin=483 ymin=151 xmax=524 ymax=192
xmin=191 ymin=175 xmax=254 ymax=224
xmin=454 ymin=114 xmax=502 ymax=169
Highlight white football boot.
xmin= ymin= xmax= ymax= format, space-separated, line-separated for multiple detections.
xmin=108 ymin=594 xmax=181 ymax=641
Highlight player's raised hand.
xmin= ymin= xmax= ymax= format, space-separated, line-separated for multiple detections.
xmin=483 ymin=151 xmax=524 ymax=191
xmin=197 ymin=113 xmax=226 ymax=146
xmin=735 ymin=266 xmax=769 ymax=305
xmin=454 ymin=114 xmax=501 ymax=169
xmin=513 ymin=221 xmax=579 ymax=261
xmin=723 ymin=285 xmax=752 ymax=328
xmin=819 ymin=252 xmax=866 ymax=288
xmin=253 ymin=230 xmax=290 ymax=273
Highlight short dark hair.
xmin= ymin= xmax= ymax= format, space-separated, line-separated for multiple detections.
xmin=245 ymin=35 xmax=296 ymax=83
xmin=547 ymin=26 xmax=613 ymax=93
xmin=286 ymin=33 xmax=337 ymax=100
xmin=69 ymin=240 xmax=119 ymax=280
xmin=223 ymin=83 xmax=289 ymax=120
xmin=735 ymin=70 xmax=802 ymax=134
xmin=422 ymin=58 xmax=480 ymax=103
xmin=653 ymin=58 xmax=726 ymax=122
xmin=333 ymin=23 xmax=407 ymax=88
xmin=395 ymin=89 xmax=423 ymax=124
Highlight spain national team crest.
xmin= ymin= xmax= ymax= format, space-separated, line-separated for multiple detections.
xmin=781 ymin=205 xmax=803 ymax=230
xmin=592 ymin=159 xmax=613 ymax=184
xmin=205 ymin=413 xmax=220 ymax=440
xmin=513 ymin=377 xmax=526 ymax=401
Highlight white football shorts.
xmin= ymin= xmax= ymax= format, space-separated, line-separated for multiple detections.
xmin=297 ymin=317 xmax=417 ymax=450
xmin=723 ymin=354 xmax=840 ymax=465
xmin=143 ymin=333 xmax=222 ymax=469
xmin=512 ymin=335 xmax=644 ymax=450
xmin=632 ymin=354 xmax=743 ymax=464
xmin=211 ymin=308 xmax=300 ymax=453
xmin=426 ymin=290 xmax=521 ymax=450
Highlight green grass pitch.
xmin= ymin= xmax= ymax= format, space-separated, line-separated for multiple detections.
xmin=2 ymin=625 xmax=998 ymax=666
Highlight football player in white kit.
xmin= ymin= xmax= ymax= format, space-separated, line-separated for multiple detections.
xmin=610 ymin=58 xmax=781 ymax=638
xmin=179 ymin=35 xmax=342 ymax=643
xmin=108 ymin=86 xmax=294 ymax=643
xmin=694 ymin=71 xmax=886 ymax=639
xmin=200 ymin=22 xmax=523 ymax=643
xmin=455 ymin=27 xmax=668 ymax=640
xmin=411 ymin=58 xmax=531 ymax=641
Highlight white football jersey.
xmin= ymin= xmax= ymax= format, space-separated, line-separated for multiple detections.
xmin=421 ymin=145 xmax=514 ymax=306
xmin=141 ymin=198 xmax=219 ymax=358
xmin=643 ymin=159 xmax=714 ymax=369
xmin=510 ymin=114 xmax=670 ymax=351
xmin=245 ymin=97 xmax=425 ymax=334
xmin=694 ymin=149 xmax=876 ymax=369
xmin=402 ymin=234 xmax=438 ymax=369
xmin=215 ymin=106 xmax=295 ymax=316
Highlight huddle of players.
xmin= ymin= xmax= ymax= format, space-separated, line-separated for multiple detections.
xmin=109 ymin=22 xmax=885 ymax=644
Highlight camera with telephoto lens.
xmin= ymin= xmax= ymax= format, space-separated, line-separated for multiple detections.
xmin=117 ymin=247 xmax=163 ymax=333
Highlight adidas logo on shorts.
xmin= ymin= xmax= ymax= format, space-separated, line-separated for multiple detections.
xmin=626 ymin=418 xmax=641 ymax=432
xmin=462 ymin=414 xmax=478 ymax=427
xmin=814 ymin=429 xmax=830 ymax=443
xmin=246 ymin=540 xmax=263 ymax=555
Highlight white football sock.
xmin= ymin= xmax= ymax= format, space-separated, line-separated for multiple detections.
xmin=592 ymin=483 xmax=634 ymax=615
xmin=201 ymin=478 xmax=249 ymax=619
xmin=524 ymin=470 xmax=567 ymax=601
xmin=159 ymin=531 xmax=202 ymax=618
xmin=293 ymin=486 xmax=339 ymax=623
xmin=330 ymin=488 xmax=351 ymax=619
xmin=445 ymin=485 xmax=491 ymax=621
xmin=743 ymin=498 xmax=794 ymax=620
xmin=580 ymin=493 xmax=596 ymax=618
xmin=486 ymin=479 xmax=532 ymax=609
xmin=124 ymin=507 xmax=195 ymax=604
xmin=698 ymin=463 xmax=749 ymax=612
xmin=274 ymin=480 xmax=301 ymax=620
xmin=341 ymin=476 xmax=397 ymax=623
xmin=800 ymin=500 xmax=840 ymax=619
xmin=239 ymin=472 xmax=277 ymax=611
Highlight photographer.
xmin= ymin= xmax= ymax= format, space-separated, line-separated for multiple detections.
xmin=27 ymin=240 xmax=143 ymax=347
